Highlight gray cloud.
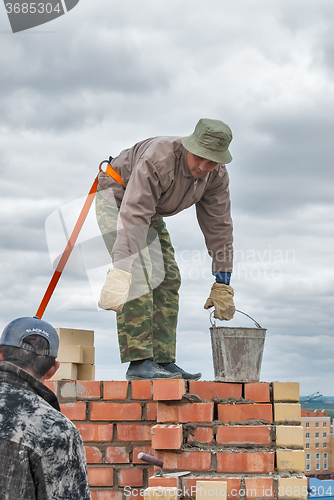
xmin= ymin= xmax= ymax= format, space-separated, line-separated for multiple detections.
xmin=0 ymin=0 xmax=333 ymax=394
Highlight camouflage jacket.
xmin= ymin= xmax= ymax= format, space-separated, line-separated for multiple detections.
xmin=0 ymin=361 xmax=91 ymax=500
xmin=97 ymin=136 xmax=233 ymax=274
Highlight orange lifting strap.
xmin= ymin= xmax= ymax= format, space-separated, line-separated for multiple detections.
xmin=35 ymin=158 xmax=125 ymax=319
xmin=105 ymin=163 xmax=126 ymax=188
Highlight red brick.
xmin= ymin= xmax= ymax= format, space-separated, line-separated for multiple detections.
xmin=147 ymin=402 xmax=157 ymax=421
xmin=133 ymin=444 xmax=153 ymax=463
xmin=132 ymin=380 xmax=152 ymax=400
xmin=245 ymin=478 xmax=274 ymax=499
xmin=157 ymin=402 xmax=213 ymax=423
xmin=85 ymin=446 xmax=102 ymax=463
xmin=103 ymin=381 xmax=129 ymax=400
xmin=149 ymin=476 xmax=180 ymax=488
xmin=60 ymin=402 xmax=86 ymax=420
xmin=118 ymin=467 xmax=143 ymax=487
xmin=105 ymin=446 xmax=130 ymax=464
xmin=188 ymin=426 xmax=213 ymax=444
xmin=216 ymin=426 xmax=271 ymax=445
xmin=75 ymin=423 xmax=114 ymax=442
xmin=188 ymin=381 xmax=242 ymax=400
xmin=90 ymin=402 xmax=142 ymax=421
xmin=155 ymin=451 xmax=211 ymax=471
xmin=152 ymin=424 xmax=183 ymax=450
xmin=244 ymin=383 xmax=270 ymax=403
xmin=117 ymin=423 xmax=152 ymax=442
xmin=76 ymin=381 xmax=101 ymax=399
xmin=217 ymin=451 xmax=275 ymax=473
xmin=182 ymin=477 xmax=242 ymax=500
xmin=218 ymin=404 xmax=272 ymax=424
xmin=153 ymin=379 xmax=186 ymax=401
xmin=90 ymin=492 xmax=123 ymax=500
xmin=87 ymin=467 xmax=114 ymax=486
xmin=44 ymin=380 xmax=58 ymax=394
xmin=126 ymin=493 xmax=147 ymax=500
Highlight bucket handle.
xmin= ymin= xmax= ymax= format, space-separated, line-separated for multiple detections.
xmin=209 ymin=309 xmax=263 ymax=329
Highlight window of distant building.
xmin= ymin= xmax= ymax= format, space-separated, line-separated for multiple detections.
xmin=324 ymin=463 xmax=328 ymax=470
xmin=324 ymin=443 xmax=327 ymax=449
xmin=306 ymin=433 xmax=310 ymax=439
xmin=306 ymin=464 xmax=310 ymax=471
xmin=316 ymin=453 xmax=320 ymax=459
xmin=306 ymin=443 xmax=310 ymax=449
xmin=306 ymin=422 xmax=309 ymax=428
xmin=316 ymin=433 xmax=319 ymax=438
xmin=316 ymin=443 xmax=319 ymax=449
xmin=316 ymin=464 xmax=320 ymax=470
xmin=316 ymin=413 xmax=319 ymax=417
xmin=316 ymin=422 xmax=319 ymax=427
xmin=306 ymin=454 xmax=310 ymax=460
xmin=324 ymin=453 xmax=328 ymax=459
xmin=323 ymin=433 xmax=327 ymax=438
xmin=323 ymin=422 xmax=327 ymax=428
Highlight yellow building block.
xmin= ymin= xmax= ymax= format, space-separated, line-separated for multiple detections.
xmin=196 ymin=481 xmax=227 ymax=500
xmin=278 ymin=477 xmax=308 ymax=499
xmin=274 ymin=403 xmax=301 ymax=423
xmin=57 ymin=345 xmax=83 ymax=364
xmin=82 ymin=346 xmax=95 ymax=364
xmin=276 ymin=450 xmax=305 ymax=472
xmin=273 ymin=382 xmax=299 ymax=402
xmin=144 ymin=487 xmax=178 ymax=500
xmin=51 ymin=362 xmax=77 ymax=380
xmin=56 ymin=328 xmax=94 ymax=347
xmin=77 ymin=364 xmax=95 ymax=380
xmin=276 ymin=426 xmax=304 ymax=447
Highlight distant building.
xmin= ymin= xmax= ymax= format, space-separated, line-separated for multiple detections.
xmin=301 ymin=409 xmax=334 ymax=479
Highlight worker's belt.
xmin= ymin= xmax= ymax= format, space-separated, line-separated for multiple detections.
xmin=105 ymin=163 xmax=126 ymax=188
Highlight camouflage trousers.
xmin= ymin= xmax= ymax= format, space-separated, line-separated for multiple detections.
xmin=96 ymin=191 xmax=181 ymax=363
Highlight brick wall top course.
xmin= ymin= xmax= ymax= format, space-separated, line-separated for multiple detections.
xmin=46 ymin=380 xmax=285 ymax=404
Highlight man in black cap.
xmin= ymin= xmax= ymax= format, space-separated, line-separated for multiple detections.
xmin=0 ymin=316 xmax=91 ymax=500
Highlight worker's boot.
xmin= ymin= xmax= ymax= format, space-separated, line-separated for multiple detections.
xmin=158 ymin=362 xmax=202 ymax=381
xmin=126 ymin=358 xmax=182 ymax=381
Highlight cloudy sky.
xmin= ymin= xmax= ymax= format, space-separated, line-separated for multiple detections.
xmin=0 ymin=0 xmax=333 ymax=396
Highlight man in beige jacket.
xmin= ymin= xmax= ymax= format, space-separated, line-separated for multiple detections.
xmin=96 ymin=118 xmax=235 ymax=380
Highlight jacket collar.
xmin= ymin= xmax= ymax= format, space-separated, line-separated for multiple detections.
xmin=0 ymin=361 xmax=60 ymax=412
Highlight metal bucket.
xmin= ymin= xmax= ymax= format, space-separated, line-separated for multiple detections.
xmin=210 ymin=310 xmax=266 ymax=383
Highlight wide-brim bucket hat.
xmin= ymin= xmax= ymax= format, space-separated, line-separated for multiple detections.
xmin=182 ymin=118 xmax=233 ymax=164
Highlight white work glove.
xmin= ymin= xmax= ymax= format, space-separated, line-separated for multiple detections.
xmin=98 ymin=268 xmax=132 ymax=313
xmin=204 ymin=283 xmax=235 ymax=320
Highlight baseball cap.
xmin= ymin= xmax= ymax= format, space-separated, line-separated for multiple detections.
xmin=0 ymin=316 xmax=59 ymax=357
xmin=182 ymin=118 xmax=233 ymax=164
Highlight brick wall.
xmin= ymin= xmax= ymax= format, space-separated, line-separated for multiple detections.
xmin=45 ymin=379 xmax=308 ymax=500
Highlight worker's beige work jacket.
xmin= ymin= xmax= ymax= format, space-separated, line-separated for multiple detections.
xmin=97 ymin=136 xmax=233 ymax=274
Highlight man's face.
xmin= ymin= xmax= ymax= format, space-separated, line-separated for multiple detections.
xmin=186 ymin=152 xmax=218 ymax=178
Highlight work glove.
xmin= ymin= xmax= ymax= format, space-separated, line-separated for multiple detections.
xmin=204 ymin=283 xmax=235 ymax=320
xmin=98 ymin=268 xmax=132 ymax=313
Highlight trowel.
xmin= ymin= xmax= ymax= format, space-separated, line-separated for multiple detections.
xmin=138 ymin=453 xmax=191 ymax=478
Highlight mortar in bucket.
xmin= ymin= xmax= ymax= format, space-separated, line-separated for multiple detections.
xmin=210 ymin=310 xmax=266 ymax=383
